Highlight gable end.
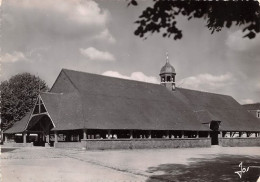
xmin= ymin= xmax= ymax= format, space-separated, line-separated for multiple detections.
xmin=50 ymin=69 xmax=78 ymax=93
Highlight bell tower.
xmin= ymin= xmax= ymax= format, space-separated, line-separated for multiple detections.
xmin=159 ymin=52 xmax=176 ymax=91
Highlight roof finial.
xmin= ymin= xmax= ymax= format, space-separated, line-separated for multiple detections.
xmin=166 ymin=51 xmax=169 ymax=63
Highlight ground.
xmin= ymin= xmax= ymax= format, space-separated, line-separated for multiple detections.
xmin=1 ymin=146 xmax=260 ymax=182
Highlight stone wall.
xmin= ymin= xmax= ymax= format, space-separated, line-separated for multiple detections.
xmin=219 ymin=137 xmax=260 ymax=147
xmin=79 ymin=138 xmax=211 ymax=150
xmin=54 ymin=142 xmax=83 ymax=148
xmin=3 ymin=142 xmax=33 ymax=147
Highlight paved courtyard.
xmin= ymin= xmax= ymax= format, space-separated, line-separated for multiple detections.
xmin=1 ymin=146 xmax=260 ymax=182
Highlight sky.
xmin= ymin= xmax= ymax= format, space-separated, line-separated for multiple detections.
xmin=1 ymin=0 xmax=260 ymax=104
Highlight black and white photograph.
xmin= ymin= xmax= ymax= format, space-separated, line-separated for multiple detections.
xmin=1 ymin=0 xmax=260 ymax=181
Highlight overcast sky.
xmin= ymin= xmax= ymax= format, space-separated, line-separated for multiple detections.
xmin=1 ymin=0 xmax=260 ymax=104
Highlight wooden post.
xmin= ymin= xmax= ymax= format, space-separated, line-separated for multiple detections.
xmin=54 ymin=131 xmax=58 ymax=143
xmin=4 ymin=134 xmax=8 ymax=143
xmin=39 ymin=98 xmax=41 ymax=114
xmin=23 ymin=132 xmax=27 ymax=143
xmin=218 ymin=131 xmax=222 ymax=138
xmin=181 ymin=131 xmax=184 ymax=138
xmin=129 ymin=130 xmax=133 ymax=139
xmin=83 ymin=129 xmax=87 ymax=140
xmin=46 ymin=134 xmax=50 ymax=143
xmin=42 ymin=132 xmax=45 ymax=142
xmin=238 ymin=132 xmax=242 ymax=137
xmin=108 ymin=130 xmax=111 ymax=139
xmin=207 ymin=131 xmax=210 ymax=138
xmin=166 ymin=131 xmax=169 ymax=139
xmin=196 ymin=131 xmax=199 ymax=138
xmin=255 ymin=132 xmax=258 ymax=138
xmin=148 ymin=130 xmax=151 ymax=139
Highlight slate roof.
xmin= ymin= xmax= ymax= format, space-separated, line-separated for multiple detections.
xmin=41 ymin=92 xmax=85 ymax=130
xmin=55 ymin=69 xmax=208 ymax=131
xmin=5 ymin=69 xmax=260 ymax=133
xmin=243 ymin=103 xmax=260 ymax=110
xmin=4 ymin=112 xmax=31 ymax=134
xmin=179 ymin=89 xmax=260 ymax=131
xmin=48 ymin=69 xmax=260 ymax=131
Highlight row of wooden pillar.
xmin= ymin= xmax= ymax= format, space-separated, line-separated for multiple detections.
xmin=221 ymin=131 xmax=259 ymax=138
xmin=10 ymin=132 xmax=55 ymax=144
xmin=8 ymin=131 xmax=260 ymax=144
xmin=77 ymin=130 xmax=260 ymax=140
xmin=81 ymin=130 xmax=204 ymax=140
xmin=20 ymin=132 xmax=50 ymax=143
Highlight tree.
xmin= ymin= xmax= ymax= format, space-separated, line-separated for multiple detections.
xmin=0 ymin=73 xmax=48 ymax=131
xmin=129 ymin=0 xmax=260 ymax=40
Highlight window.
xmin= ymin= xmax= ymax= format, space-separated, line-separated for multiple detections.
xmin=257 ymin=111 xmax=260 ymax=118
xmin=167 ymin=76 xmax=171 ymax=82
xmin=161 ymin=78 xmax=165 ymax=82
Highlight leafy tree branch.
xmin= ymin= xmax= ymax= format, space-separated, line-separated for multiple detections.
xmin=0 ymin=73 xmax=49 ymax=130
xmin=129 ymin=0 xmax=260 ymax=40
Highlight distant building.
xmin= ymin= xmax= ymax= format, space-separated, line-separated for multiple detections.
xmin=243 ymin=103 xmax=260 ymax=119
xmin=3 ymin=54 xmax=260 ymax=149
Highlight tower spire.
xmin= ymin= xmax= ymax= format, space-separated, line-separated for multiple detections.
xmin=166 ymin=51 xmax=169 ymax=63
xmin=160 ymin=51 xmax=176 ymax=91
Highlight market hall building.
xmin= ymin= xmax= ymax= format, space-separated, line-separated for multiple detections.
xmin=4 ymin=57 xmax=260 ymax=149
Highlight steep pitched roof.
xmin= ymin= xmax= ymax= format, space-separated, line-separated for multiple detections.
xmin=4 ymin=112 xmax=31 ymax=134
xmin=48 ymin=69 xmax=260 ymax=132
xmin=6 ymin=69 xmax=260 ymax=133
xmin=59 ymin=69 xmax=208 ymax=131
xmin=243 ymin=103 xmax=260 ymax=110
xmin=179 ymin=88 xmax=260 ymax=131
xmin=40 ymin=92 xmax=61 ymax=128
xmin=40 ymin=92 xmax=85 ymax=130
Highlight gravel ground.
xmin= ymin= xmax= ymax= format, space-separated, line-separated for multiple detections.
xmin=1 ymin=146 xmax=260 ymax=182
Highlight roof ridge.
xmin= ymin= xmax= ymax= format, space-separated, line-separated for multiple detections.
xmin=62 ymin=68 xmax=238 ymax=100
xmin=40 ymin=91 xmax=63 ymax=95
xmin=62 ymin=68 xmax=160 ymax=86
xmin=178 ymin=87 xmax=232 ymax=98
xmin=243 ymin=103 xmax=260 ymax=106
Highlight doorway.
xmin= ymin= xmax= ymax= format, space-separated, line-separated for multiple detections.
xmin=210 ymin=121 xmax=221 ymax=145
xmin=26 ymin=114 xmax=54 ymax=147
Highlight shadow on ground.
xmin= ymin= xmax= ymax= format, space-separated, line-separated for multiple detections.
xmin=146 ymin=154 xmax=260 ymax=182
xmin=1 ymin=148 xmax=18 ymax=153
